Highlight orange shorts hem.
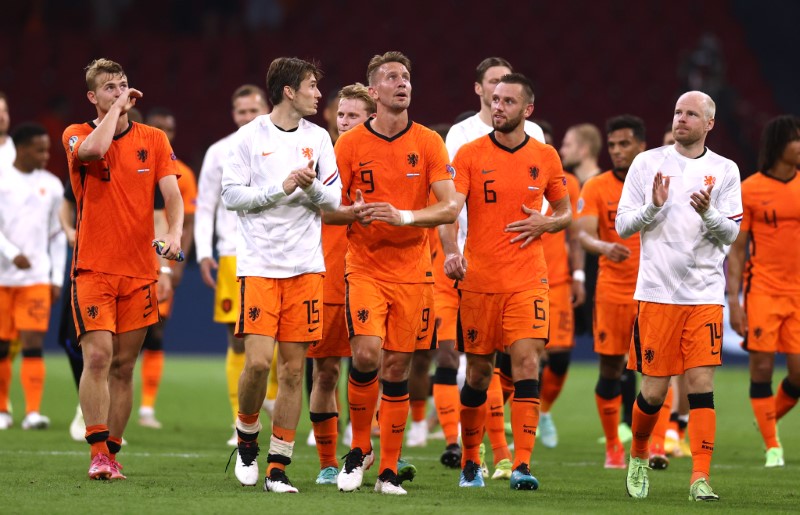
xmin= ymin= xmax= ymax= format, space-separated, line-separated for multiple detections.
xmin=307 ymin=303 xmax=351 ymax=358
xmin=546 ymin=282 xmax=574 ymax=349
xmin=742 ymin=293 xmax=800 ymax=354
xmin=71 ymin=271 xmax=158 ymax=338
xmin=593 ymin=301 xmax=637 ymax=356
xmin=0 ymin=284 xmax=52 ymax=338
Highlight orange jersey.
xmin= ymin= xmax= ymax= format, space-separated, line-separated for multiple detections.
xmin=453 ymin=133 xmax=567 ymax=293
xmin=63 ymin=121 xmax=178 ymax=280
xmin=741 ymin=171 xmax=800 ymax=295
xmin=336 ymin=120 xmax=453 ymax=284
xmin=322 ymin=223 xmax=348 ymax=305
xmin=176 ymin=159 xmax=197 ymax=215
xmin=577 ymin=170 xmax=640 ymax=303
xmin=541 ymin=172 xmax=580 ymax=286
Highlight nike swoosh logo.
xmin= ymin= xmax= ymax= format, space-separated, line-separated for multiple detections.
xmin=308 ymin=327 xmax=319 ymax=333
xmin=262 ymin=152 xmax=274 ymax=157
xmin=359 ymin=160 xmax=374 ymax=167
xmin=143 ymin=311 xmax=153 ymax=318
xmin=392 ymin=423 xmax=404 ymax=429
xmin=416 ymin=335 xmax=426 ymax=341
xmin=533 ymin=324 xmax=544 ymax=329
xmin=710 ymin=350 xmax=719 ymax=355
xmin=481 ymin=169 xmax=495 ymax=174
xmin=489 ymin=405 xmax=502 ymax=410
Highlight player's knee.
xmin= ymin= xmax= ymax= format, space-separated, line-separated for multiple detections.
xmin=277 ymin=359 xmax=304 ymax=389
xmin=512 ymin=354 xmax=539 ymax=380
xmin=465 ymin=364 xmax=493 ymax=390
xmin=83 ymin=347 xmax=112 ymax=373
xmin=314 ymin=368 xmax=338 ymax=392
xmin=352 ymin=346 xmax=380 ymax=371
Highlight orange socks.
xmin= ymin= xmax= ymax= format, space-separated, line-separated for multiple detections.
xmin=410 ymin=399 xmax=426 ymax=423
xmin=750 ymin=381 xmax=779 ymax=449
xmin=650 ymin=385 xmax=673 ymax=452
xmin=0 ymin=356 xmax=11 ymax=412
xmin=540 ymin=367 xmax=567 ymax=413
xmin=85 ymin=424 xmax=110 ymax=457
xmin=631 ymin=393 xmax=662 ymax=459
xmin=140 ymin=349 xmax=164 ymax=409
xmin=595 ymin=376 xmax=623 ymax=448
xmin=775 ymin=377 xmax=800 ymax=421
xmin=510 ymin=379 xmax=540 ymax=469
xmin=460 ymin=383 xmax=488 ymax=467
xmin=432 ymin=367 xmax=460 ymax=445
xmin=486 ymin=373 xmax=512 ymax=464
xmin=347 ymin=367 xmax=379 ymax=452
xmin=266 ymin=425 xmax=296 ymax=475
xmin=310 ymin=413 xmax=339 ymax=469
xmin=378 ymin=380 xmax=409 ymax=474
xmin=687 ymin=392 xmax=715 ymax=483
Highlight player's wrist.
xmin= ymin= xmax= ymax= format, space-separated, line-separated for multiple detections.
xmin=572 ymin=269 xmax=586 ymax=282
xmin=399 ymin=210 xmax=415 ymax=226
xmin=160 ymin=266 xmax=173 ymax=276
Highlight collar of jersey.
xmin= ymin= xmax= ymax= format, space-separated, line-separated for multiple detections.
xmin=366 ymin=118 xmax=412 ymax=142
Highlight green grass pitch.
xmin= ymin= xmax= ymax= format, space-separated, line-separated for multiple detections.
xmin=0 ymin=356 xmax=798 ymax=514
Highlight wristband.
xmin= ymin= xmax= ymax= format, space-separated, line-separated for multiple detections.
xmin=399 ymin=210 xmax=415 ymax=226
xmin=160 ymin=266 xmax=173 ymax=276
xmin=572 ymin=269 xmax=585 ymax=282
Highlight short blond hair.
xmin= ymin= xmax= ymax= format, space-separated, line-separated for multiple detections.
xmin=569 ymin=123 xmax=602 ymax=159
xmin=338 ymin=83 xmax=376 ymax=115
xmin=366 ymin=51 xmax=411 ymax=86
xmin=85 ymin=58 xmax=126 ymax=90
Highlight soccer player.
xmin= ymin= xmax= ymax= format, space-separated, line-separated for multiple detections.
xmin=222 ymin=57 xmax=341 ymax=494
xmin=136 ymin=107 xmax=198 ymax=429
xmin=577 ymin=115 xmax=646 ymax=468
xmin=0 ymin=123 xmax=66 ymax=430
xmin=194 ymin=84 xmax=269 ymax=445
xmin=617 ymin=91 xmax=742 ymax=501
xmin=333 ymin=51 xmax=458 ymax=495
xmin=308 ymin=83 xmax=375 ymax=485
xmin=63 ymin=58 xmax=183 ymax=480
xmin=559 ymin=123 xmax=602 ymax=186
xmin=0 ymin=92 xmax=15 ymax=167
xmin=728 ymin=114 xmax=800 ymax=468
xmin=440 ymin=57 xmax=546 ymax=477
xmin=443 ymin=72 xmax=571 ymax=490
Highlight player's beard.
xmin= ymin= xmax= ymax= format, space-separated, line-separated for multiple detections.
xmin=493 ymin=112 xmax=524 ymax=133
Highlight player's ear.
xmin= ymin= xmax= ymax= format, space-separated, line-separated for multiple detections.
xmin=524 ymin=103 xmax=534 ymax=119
xmin=87 ymin=90 xmax=97 ymax=105
xmin=473 ymin=82 xmax=482 ymax=97
xmin=283 ymin=85 xmax=295 ymax=102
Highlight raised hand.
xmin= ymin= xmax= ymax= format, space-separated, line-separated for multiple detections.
xmin=690 ymin=183 xmax=713 ymax=214
xmin=652 ymin=171 xmax=670 ymax=207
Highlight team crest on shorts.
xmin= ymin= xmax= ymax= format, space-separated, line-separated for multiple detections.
xmin=466 ymin=328 xmax=478 ymax=343
xmin=644 ymin=348 xmax=655 ymax=364
xmin=754 ymin=327 xmax=763 ymax=338
xmin=221 ymin=299 xmax=233 ymax=313
xmin=248 ymin=306 xmax=261 ymax=322
xmin=86 ymin=305 xmax=99 ymax=319
xmin=598 ymin=330 xmax=607 ymax=343
xmin=357 ymin=308 xmax=369 ymax=323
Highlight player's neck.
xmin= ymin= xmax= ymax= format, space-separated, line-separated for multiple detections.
xmin=12 ymin=159 xmax=33 ymax=173
xmin=767 ymin=161 xmax=797 ymax=181
xmin=270 ymin=106 xmax=302 ymax=131
xmin=573 ymin=161 xmax=601 ymax=184
xmin=0 ymin=134 xmax=7 ymax=145
xmin=96 ymin=111 xmax=130 ymax=136
xmin=493 ymin=126 xmax=526 ymax=149
xmin=371 ymin=109 xmax=409 ymax=138
xmin=674 ymin=139 xmax=706 ymax=159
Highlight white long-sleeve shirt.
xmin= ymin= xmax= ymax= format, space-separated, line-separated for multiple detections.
xmin=221 ymin=115 xmax=341 ymax=278
xmin=0 ymin=166 xmax=66 ymax=287
xmin=616 ymin=145 xmax=742 ymax=305
xmin=194 ymin=132 xmax=238 ymax=262
xmin=445 ymin=114 xmax=546 ymax=251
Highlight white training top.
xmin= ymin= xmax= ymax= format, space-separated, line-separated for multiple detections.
xmin=221 ymin=114 xmax=341 ymax=278
xmin=195 ymin=132 xmax=239 ymax=262
xmin=0 ymin=166 xmax=66 ymax=287
xmin=616 ymin=145 xmax=742 ymax=305
xmin=0 ymin=138 xmax=15 ymax=169
xmin=445 ymin=114 xmax=546 ymax=250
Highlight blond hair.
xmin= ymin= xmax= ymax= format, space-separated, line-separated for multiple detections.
xmin=85 ymin=58 xmax=126 ymax=90
xmin=338 ymin=83 xmax=376 ymax=115
xmin=366 ymin=51 xmax=411 ymax=85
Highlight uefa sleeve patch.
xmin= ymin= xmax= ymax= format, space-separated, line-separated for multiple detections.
xmin=446 ymin=164 xmax=456 ymax=179
xmin=170 ymin=152 xmax=177 ymax=160
xmin=68 ymin=135 xmax=78 ymax=153
xmin=577 ymin=197 xmax=585 ymax=214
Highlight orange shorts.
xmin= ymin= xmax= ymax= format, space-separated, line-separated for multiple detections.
xmin=594 ymin=301 xmax=638 ymax=356
xmin=235 ymin=273 xmax=323 ymax=342
xmin=547 ymin=282 xmax=574 ymax=349
xmin=743 ymin=293 xmax=800 ymax=354
xmin=0 ymin=284 xmax=52 ymax=339
xmin=629 ymin=301 xmax=723 ymax=376
xmin=345 ymin=273 xmax=435 ymax=353
xmin=458 ymin=288 xmax=549 ymax=355
xmin=434 ymin=280 xmax=459 ymax=343
xmin=71 ymin=271 xmax=158 ymax=338
xmin=158 ymin=289 xmax=173 ymax=319
xmin=307 ymin=303 xmax=351 ymax=358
